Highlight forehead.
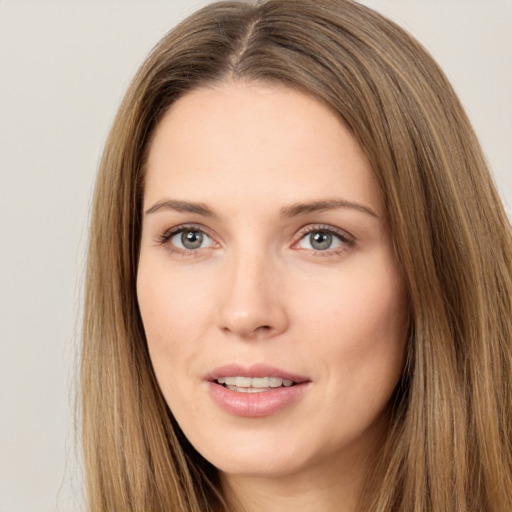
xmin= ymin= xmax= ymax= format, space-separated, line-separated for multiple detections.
xmin=144 ymin=81 xmax=383 ymax=216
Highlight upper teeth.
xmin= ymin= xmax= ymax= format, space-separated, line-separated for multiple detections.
xmin=217 ymin=376 xmax=294 ymax=388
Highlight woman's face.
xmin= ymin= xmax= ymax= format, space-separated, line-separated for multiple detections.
xmin=137 ymin=81 xmax=408 ymax=482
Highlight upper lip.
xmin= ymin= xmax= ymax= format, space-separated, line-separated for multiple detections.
xmin=206 ymin=363 xmax=310 ymax=383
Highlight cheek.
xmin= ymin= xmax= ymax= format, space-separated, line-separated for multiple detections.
xmin=137 ymin=270 xmax=206 ymax=420
xmin=296 ymin=259 xmax=408 ymax=386
xmin=300 ymin=259 xmax=406 ymax=334
xmin=137 ymin=262 xmax=212 ymax=343
xmin=136 ymin=264 xmax=205 ymax=389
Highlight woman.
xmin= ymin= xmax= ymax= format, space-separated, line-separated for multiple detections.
xmin=81 ymin=1 xmax=512 ymax=510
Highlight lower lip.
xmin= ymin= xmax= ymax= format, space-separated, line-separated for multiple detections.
xmin=206 ymin=381 xmax=310 ymax=417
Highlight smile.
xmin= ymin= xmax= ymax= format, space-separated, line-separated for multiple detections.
xmin=206 ymin=365 xmax=310 ymax=416
xmin=216 ymin=376 xmax=295 ymax=393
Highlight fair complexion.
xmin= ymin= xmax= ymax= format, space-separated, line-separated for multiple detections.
xmin=137 ymin=81 xmax=408 ymax=512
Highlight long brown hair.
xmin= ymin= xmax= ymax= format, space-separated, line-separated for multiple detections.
xmin=81 ymin=1 xmax=512 ymax=510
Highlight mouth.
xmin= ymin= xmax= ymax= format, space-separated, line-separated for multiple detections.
xmin=206 ymin=364 xmax=310 ymax=417
xmin=215 ymin=376 xmax=296 ymax=393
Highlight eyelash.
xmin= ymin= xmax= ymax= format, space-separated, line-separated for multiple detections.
xmin=154 ymin=223 xmax=356 ymax=256
xmin=155 ymin=223 xmax=215 ymax=256
xmin=294 ymin=224 xmax=355 ymax=256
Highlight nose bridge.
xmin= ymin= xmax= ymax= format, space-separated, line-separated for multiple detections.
xmin=217 ymin=242 xmax=287 ymax=338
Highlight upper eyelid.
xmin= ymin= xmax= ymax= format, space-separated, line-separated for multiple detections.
xmin=153 ymin=224 xmax=217 ymax=251
xmin=296 ymin=223 xmax=355 ymax=241
xmin=162 ymin=223 xmax=215 ymax=240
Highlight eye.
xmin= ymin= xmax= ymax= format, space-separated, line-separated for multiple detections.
xmin=298 ymin=231 xmax=342 ymax=251
xmin=157 ymin=225 xmax=216 ymax=253
xmin=294 ymin=226 xmax=354 ymax=253
xmin=172 ymin=229 xmax=210 ymax=250
xmin=305 ymin=232 xmax=338 ymax=251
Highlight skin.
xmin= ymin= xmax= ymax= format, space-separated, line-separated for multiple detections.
xmin=137 ymin=81 xmax=408 ymax=512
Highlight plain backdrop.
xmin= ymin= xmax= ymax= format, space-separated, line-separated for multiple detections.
xmin=0 ymin=1 xmax=510 ymax=511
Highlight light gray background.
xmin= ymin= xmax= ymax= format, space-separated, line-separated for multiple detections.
xmin=1 ymin=1 xmax=510 ymax=511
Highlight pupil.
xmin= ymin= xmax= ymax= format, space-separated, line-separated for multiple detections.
xmin=310 ymin=232 xmax=332 ymax=250
xmin=182 ymin=230 xmax=203 ymax=249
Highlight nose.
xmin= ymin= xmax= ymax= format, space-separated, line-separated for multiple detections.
xmin=216 ymin=250 xmax=289 ymax=340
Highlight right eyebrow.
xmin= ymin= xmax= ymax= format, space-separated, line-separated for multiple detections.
xmin=144 ymin=199 xmax=216 ymax=218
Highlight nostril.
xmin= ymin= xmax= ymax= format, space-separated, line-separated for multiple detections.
xmin=222 ymin=323 xmax=273 ymax=337
xmin=255 ymin=325 xmax=273 ymax=335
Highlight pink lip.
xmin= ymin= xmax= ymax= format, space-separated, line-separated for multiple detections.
xmin=206 ymin=363 xmax=309 ymax=383
xmin=205 ymin=363 xmax=311 ymax=417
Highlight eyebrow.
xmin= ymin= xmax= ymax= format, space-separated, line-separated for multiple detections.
xmin=145 ymin=199 xmax=216 ymax=217
xmin=144 ymin=198 xmax=379 ymax=219
xmin=281 ymin=199 xmax=379 ymax=219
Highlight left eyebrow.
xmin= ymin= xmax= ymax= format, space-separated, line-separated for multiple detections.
xmin=280 ymin=199 xmax=379 ymax=219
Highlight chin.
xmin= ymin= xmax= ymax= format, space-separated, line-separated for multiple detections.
xmin=214 ymin=454 xmax=309 ymax=479
xmin=191 ymin=427 xmax=312 ymax=477
xmin=184 ymin=409 xmax=389 ymax=483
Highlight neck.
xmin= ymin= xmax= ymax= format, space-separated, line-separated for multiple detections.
xmin=222 ymin=472 xmax=360 ymax=512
